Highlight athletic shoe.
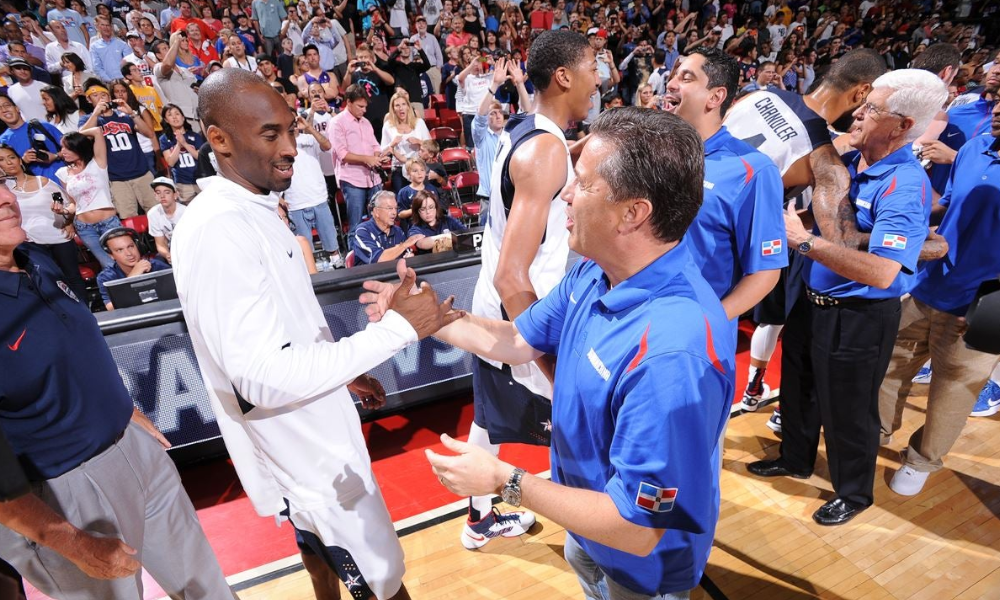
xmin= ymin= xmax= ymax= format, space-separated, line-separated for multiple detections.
xmin=971 ymin=380 xmax=1000 ymax=417
xmin=889 ymin=464 xmax=930 ymax=496
xmin=330 ymin=253 xmax=346 ymax=269
xmin=741 ymin=367 xmax=769 ymax=412
xmin=911 ymin=364 xmax=932 ymax=384
xmin=461 ymin=507 xmax=536 ymax=550
xmin=766 ymin=407 xmax=782 ymax=433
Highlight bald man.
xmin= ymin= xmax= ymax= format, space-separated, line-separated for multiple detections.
xmin=171 ymin=70 xmax=457 ymax=600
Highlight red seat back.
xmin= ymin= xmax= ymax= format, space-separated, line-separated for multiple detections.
xmin=452 ymin=171 xmax=479 ymax=189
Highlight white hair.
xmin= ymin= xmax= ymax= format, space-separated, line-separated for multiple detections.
xmin=872 ymin=69 xmax=949 ymax=143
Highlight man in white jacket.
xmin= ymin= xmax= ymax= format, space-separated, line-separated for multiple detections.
xmin=171 ymin=68 xmax=458 ymax=600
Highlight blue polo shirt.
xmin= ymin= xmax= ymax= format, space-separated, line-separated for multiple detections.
xmin=97 ymin=258 xmax=172 ymax=305
xmin=688 ymin=126 xmax=787 ymax=304
xmin=0 ymin=246 xmax=133 ymax=481
xmin=929 ymin=96 xmax=996 ymax=194
xmin=806 ymin=145 xmax=930 ymax=299
xmin=515 ymin=240 xmax=735 ymax=596
xmin=913 ymin=135 xmax=1000 ymax=315
xmin=351 ymin=219 xmax=406 ymax=264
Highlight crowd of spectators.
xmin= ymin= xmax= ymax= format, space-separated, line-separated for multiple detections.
xmin=0 ymin=0 xmax=996 ymax=302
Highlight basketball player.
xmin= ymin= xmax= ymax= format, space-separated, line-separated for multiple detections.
xmin=172 ymin=69 xmax=458 ymax=600
xmin=460 ymin=30 xmax=599 ymax=549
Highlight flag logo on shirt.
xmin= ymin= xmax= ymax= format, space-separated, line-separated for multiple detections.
xmin=635 ymin=482 xmax=677 ymax=513
xmin=761 ymin=239 xmax=783 ymax=256
xmin=882 ymin=234 xmax=907 ymax=250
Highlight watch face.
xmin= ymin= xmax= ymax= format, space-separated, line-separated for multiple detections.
xmin=798 ymin=241 xmax=812 ymax=253
xmin=502 ymin=487 xmax=521 ymax=507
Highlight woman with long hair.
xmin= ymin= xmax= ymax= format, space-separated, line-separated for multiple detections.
xmin=0 ymin=144 xmax=87 ymax=299
xmin=55 ymin=128 xmax=120 ymax=271
xmin=483 ymin=30 xmax=502 ymax=56
xmin=42 ymin=85 xmax=81 ymax=134
xmin=159 ymin=104 xmax=205 ymax=203
xmin=290 ymin=53 xmax=310 ymax=90
xmin=380 ymin=92 xmax=431 ymax=192
xmin=61 ymin=52 xmax=97 ymax=102
xmin=201 ymin=5 xmax=223 ymax=33
xmin=409 ymin=190 xmax=466 ymax=253
xmin=110 ymin=79 xmax=161 ymax=177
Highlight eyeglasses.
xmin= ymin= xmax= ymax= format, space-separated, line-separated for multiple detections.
xmin=418 ymin=205 xmax=437 ymax=212
xmin=859 ymin=102 xmax=906 ymax=120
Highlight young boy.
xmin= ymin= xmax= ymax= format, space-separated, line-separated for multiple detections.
xmin=147 ymin=177 xmax=187 ymax=264
xmin=418 ymin=139 xmax=448 ymax=187
xmin=396 ymin=156 xmax=440 ymax=224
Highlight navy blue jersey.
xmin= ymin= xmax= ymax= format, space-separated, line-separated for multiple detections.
xmin=83 ymin=111 xmax=150 ymax=181
xmin=0 ymin=246 xmax=133 ymax=480
xmin=160 ymin=130 xmax=206 ymax=185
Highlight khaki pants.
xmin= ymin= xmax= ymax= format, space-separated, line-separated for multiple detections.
xmin=878 ymin=295 xmax=998 ymax=472
xmin=110 ymin=172 xmax=157 ymax=218
xmin=427 ymin=66 xmax=442 ymax=95
xmin=410 ymin=101 xmax=425 ymax=119
xmin=177 ymin=182 xmax=200 ymax=204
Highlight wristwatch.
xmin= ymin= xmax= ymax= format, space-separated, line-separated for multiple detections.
xmin=797 ymin=235 xmax=816 ymax=254
xmin=501 ymin=467 xmax=526 ymax=507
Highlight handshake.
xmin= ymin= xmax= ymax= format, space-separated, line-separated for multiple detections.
xmin=359 ymin=259 xmax=465 ymax=339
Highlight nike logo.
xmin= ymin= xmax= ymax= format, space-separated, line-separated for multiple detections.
xmin=947 ymin=132 xmax=960 ymax=138
xmin=988 ymin=397 xmax=1000 ymax=408
xmin=286 ymin=249 xmax=293 ymax=258
xmin=8 ymin=328 xmax=26 ymax=351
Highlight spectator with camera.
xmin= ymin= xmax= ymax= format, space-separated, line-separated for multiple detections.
xmin=343 ymin=43 xmax=396 ymax=135
xmin=55 ymin=128 xmax=119 ymax=270
xmin=351 ymin=190 xmax=424 ymax=264
xmin=389 ymin=38 xmax=431 ymax=118
xmin=96 ymin=226 xmax=171 ymax=310
xmin=301 ymin=12 xmax=349 ymax=78
xmin=0 ymin=92 xmax=66 ymax=183
xmin=456 ymin=51 xmax=492 ymax=150
xmin=331 ymin=84 xmax=389 ymax=236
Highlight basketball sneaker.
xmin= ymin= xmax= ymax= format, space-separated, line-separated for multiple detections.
xmin=766 ymin=407 xmax=782 ymax=433
xmin=461 ymin=507 xmax=536 ymax=550
xmin=971 ymin=380 xmax=1000 ymax=417
xmin=911 ymin=364 xmax=932 ymax=384
xmin=740 ymin=376 xmax=771 ymax=412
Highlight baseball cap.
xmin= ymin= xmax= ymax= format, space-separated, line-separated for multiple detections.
xmin=712 ymin=25 xmax=723 ymax=33
xmin=256 ymin=53 xmax=274 ymax=64
xmin=587 ymin=27 xmax=599 ymax=36
xmin=150 ymin=176 xmax=177 ymax=191
xmin=7 ymin=57 xmax=30 ymax=69
xmin=126 ymin=30 xmax=141 ymax=39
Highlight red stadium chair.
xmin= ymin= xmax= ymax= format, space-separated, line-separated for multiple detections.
xmin=441 ymin=115 xmax=463 ymax=131
xmin=430 ymin=126 xmax=459 ymax=149
xmin=451 ymin=171 xmax=481 ymax=225
xmin=121 ymin=215 xmax=148 ymax=234
xmin=440 ymin=147 xmax=472 ymax=176
xmin=78 ymin=265 xmax=96 ymax=280
xmin=423 ymin=116 xmax=442 ymax=130
xmin=430 ymin=94 xmax=447 ymax=109
xmin=345 ymin=250 xmax=355 ymax=268
xmin=448 ymin=205 xmax=464 ymax=221
xmin=424 ymin=108 xmax=438 ymax=121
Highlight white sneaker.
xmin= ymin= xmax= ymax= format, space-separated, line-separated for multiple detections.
xmin=329 ymin=253 xmax=346 ymax=269
xmin=889 ymin=465 xmax=930 ymax=496
xmin=461 ymin=507 xmax=536 ymax=550
xmin=765 ymin=407 xmax=782 ymax=433
xmin=741 ymin=383 xmax=771 ymax=412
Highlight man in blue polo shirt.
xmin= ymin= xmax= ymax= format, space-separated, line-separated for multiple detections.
xmin=878 ymin=101 xmax=1000 ymax=497
xmin=395 ymin=108 xmax=735 ymax=598
xmin=663 ymin=47 xmax=786 ymax=326
xmin=750 ymin=70 xmax=947 ymax=526
xmin=0 ymin=186 xmax=233 ymax=599
xmin=351 ymin=191 xmax=424 ymax=264
xmin=924 ymin=63 xmax=999 ymax=194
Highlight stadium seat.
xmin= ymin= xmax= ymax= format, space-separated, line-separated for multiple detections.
xmin=440 ymin=147 xmax=472 ymax=175
xmin=424 ymin=108 xmax=438 ymax=121
xmin=345 ymin=250 xmax=355 ymax=268
xmin=430 ymin=127 xmax=459 ymax=149
xmin=121 ymin=215 xmax=148 ymax=234
xmin=430 ymin=94 xmax=447 ymax=109
xmin=452 ymin=171 xmax=481 ymax=225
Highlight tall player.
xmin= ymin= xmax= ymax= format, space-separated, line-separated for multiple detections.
xmin=723 ymin=49 xmax=888 ymax=426
xmin=461 ymin=30 xmax=599 ymax=549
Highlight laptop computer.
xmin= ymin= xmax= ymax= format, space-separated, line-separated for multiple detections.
xmin=105 ymin=268 xmax=178 ymax=309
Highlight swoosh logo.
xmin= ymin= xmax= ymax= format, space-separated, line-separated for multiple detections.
xmin=286 ymin=249 xmax=293 ymax=258
xmin=8 ymin=328 xmax=26 ymax=351
xmin=988 ymin=397 xmax=1000 ymax=408
xmin=947 ymin=132 xmax=960 ymax=137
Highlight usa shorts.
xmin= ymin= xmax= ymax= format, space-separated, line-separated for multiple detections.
xmin=472 ymin=357 xmax=552 ymax=446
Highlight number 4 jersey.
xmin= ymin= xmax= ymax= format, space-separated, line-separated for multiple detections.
xmin=86 ymin=111 xmax=150 ymax=182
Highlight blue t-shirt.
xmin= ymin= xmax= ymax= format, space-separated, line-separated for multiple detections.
xmin=97 ymin=258 xmax=172 ymax=305
xmin=913 ymin=135 xmax=1000 ymax=315
xmin=514 ymin=240 xmax=735 ymax=596
xmin=159 ymin=130 xmax=206 ymax=185
xmin=0 ymin=121 xmax=66 ymax=183
xmin=928 ymin=96 xmax=996 ymax=194
xmin=806 ymin=145 xmax=931 ymax=299
xmin=0 ymin=246 xmax=133 ymax=480
xmin=82 ymin=111 xmax=150 ymax=181
xmin=687 ymin=126 xmax=787 ymax=304
xmin=351 ymin=219 xmax=405 ymax=264
xmin=397 ymin=182 xmax=439 ymax=213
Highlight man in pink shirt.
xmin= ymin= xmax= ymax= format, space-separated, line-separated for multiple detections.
xmin=330 ymin=84 xmax=388 ymax=235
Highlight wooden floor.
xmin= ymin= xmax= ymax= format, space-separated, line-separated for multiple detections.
xmin=236 ymin=391 xmax=1000 ymax=600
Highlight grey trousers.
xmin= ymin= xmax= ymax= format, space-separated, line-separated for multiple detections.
xmin=0 ymin=422 xmax=234 ymax=599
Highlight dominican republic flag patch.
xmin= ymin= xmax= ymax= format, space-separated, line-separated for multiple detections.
xmin=882 ymin=234 xmax=907 ymax=249
xmin=635 ymin=482 xmax=678 ymax=513
xmin=761 ymin=239 xmax=783 ymax=256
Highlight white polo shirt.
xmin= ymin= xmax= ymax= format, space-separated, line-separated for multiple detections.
xmin=171 ymin=175 xmax=418 ymax=517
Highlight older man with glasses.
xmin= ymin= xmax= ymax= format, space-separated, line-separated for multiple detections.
xmin=750 ymin=69 xmax=948 ymax=526
xmin=351 ymin=190 xmax=425 ymax=264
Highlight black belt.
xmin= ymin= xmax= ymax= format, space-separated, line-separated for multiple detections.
xmin=805 ymin=288 xmax=891 ymax=308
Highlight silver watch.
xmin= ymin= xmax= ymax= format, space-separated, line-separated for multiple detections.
xmin=501 ymin=467 xmax=526 ymax=507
